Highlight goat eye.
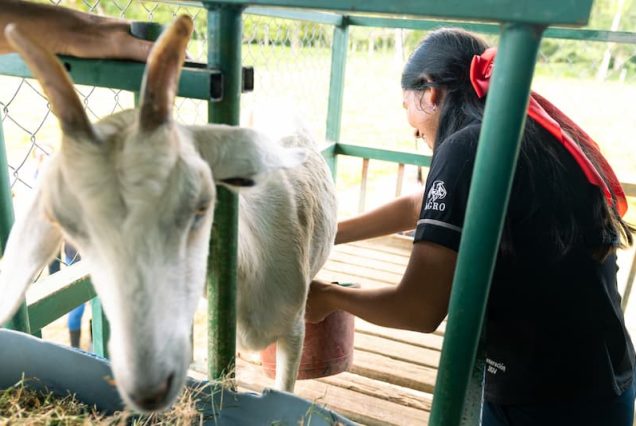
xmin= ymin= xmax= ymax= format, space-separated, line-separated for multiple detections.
xmin=191 ymin=206 xmax=209 ymax=228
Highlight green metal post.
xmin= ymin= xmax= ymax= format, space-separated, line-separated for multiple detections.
xmin=205 ymin=4 xmax=244 ymax=383
xmin=91 ymin=297 xmax=110 ymax=358
xmin=0 ymin=110 xmax=30 ymax=333
xmin=324 ymin=19 xmax=349 ymax=179
xmin=0 ymin=115 xmax=13 ymax=248
xmin=429 ymin=23 xmax=544 ymax=426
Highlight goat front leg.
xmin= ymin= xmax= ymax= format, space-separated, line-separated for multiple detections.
xmin=274 ymin=317 xmax=305 ymax=392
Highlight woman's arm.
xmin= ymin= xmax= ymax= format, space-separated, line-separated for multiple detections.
xmin=336 ymin=187 xmax=424 ymax=244
xmin=0 ymin=0 xmax=153 ymax=61
xmin=306 ymin=240 xmax=456 ymax=333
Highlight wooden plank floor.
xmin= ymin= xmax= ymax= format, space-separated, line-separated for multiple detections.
xmin=232 ymin=235 xmax=442 ymax=425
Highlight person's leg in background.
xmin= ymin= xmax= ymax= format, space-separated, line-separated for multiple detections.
xmin=67 ymin=303 xmax=85 ymax=348
xmin=48 ymin=257 xmax=60 ymax=275
xmin=63 ymin=243 xmax=85 ymax=348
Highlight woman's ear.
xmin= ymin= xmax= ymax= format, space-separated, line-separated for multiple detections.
xmin=428 ymin=86 xmax=443 ymax=111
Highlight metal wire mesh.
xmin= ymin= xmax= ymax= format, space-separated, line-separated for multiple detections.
xmin=241 ymin=13 xmax=332 ymax=138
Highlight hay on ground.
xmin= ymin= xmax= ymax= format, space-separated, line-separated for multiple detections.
xmin=0 ymin=376 xmax=209 ymax=426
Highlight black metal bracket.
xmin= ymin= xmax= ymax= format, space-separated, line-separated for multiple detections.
xmin=184 ymin=61 xmax=254 ymax=101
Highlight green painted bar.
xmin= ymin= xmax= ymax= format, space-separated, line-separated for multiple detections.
xmin=203 ymin=0 xmax=593 ymax=25
xmin=27 ymin=276 xmax=95 ymax=331
xmin=206 ymin=4 xmax=243 ymax=383
xmin=0 ymin=54 xmax=222 ymax=101
xmin=245 ymin=6 xmax=342 ymax=25
xmin=246 ymin=5 xmax=628 ymax=44
xmin=320 ymin=142 xmax=338 ymax=179
xmin=244 ymin=6 xmax=636 ymax=45
xmin=0 ymin=114 xmax=14 ymax=250
xmin=322 ymin=19 xmax=349 ymax=180
xmin=347 ymin=16 xmax=636 ymax=44
xmin=429 ymin=23 xmax=544 ymax=426
xmin=348 ymin=16 xmax=501 ymax=35
xmin=0 ymin=251 xmax=28 ymax=333
xmin=320 ymin=141 xmax=337 ymax=156
xmin=544 ymin=27 xmax=636 ymax=44
xmin=207 ymin=186 xmax=239 ymax=381
xmin=336 ymin=143 xmax=432 ymax=167
xmin=325 ymin=20 xmax=349 ymax=143
xmin=0 ymin=107 xmax=30 ymax=333
xmin=91 ymin=297 xmax=110 ymax=358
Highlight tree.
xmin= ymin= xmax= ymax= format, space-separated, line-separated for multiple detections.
xmin=596 ymin=0 xmax=627 ymax=81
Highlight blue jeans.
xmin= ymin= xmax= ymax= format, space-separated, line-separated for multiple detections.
xmin=482 ymin=382 xmax=635 ymax=426
xmin=67 ymin=304 xmax=86 ymax=332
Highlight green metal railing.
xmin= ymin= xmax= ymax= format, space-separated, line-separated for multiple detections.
xmin=0 ymin=108 xmax=29 ymax=334
xmin=205 ymin=4 xmax=244 ymax=385
xmin=4 ymin=1 xmax=634 ymax=425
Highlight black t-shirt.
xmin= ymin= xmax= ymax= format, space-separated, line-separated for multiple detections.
xmin=414 ymin=122 xmax=635 ymax=405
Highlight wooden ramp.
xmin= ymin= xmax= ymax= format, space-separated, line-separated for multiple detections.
xmin=235 ymin=236 xmax=443 ymax=425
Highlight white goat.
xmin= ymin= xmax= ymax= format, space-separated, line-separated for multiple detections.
xmin=0 ymin=16 xmax=336 ymax=412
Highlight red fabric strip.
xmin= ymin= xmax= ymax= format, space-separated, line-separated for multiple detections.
xmin=469 ymin=47 xmax=627 ymax=217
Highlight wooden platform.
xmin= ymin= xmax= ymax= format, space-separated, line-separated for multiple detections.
xmin=235 ymin=236 xmax=443 ymax=425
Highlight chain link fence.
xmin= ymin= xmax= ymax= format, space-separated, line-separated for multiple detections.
xmin=1 ymin=1 xmax=635 ymax=324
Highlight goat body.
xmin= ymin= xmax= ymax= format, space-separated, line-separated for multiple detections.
xmin=0 ymin=16 xmax=336 ymax=412
xmin=193 ymin=124 xmax=336 ymax=391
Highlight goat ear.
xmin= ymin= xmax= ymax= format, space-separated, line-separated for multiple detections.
xmin=0 ymin=192 xmax=62 ymax=326
xmin=3 ymin=24 xmax=94 ymax=139
xmin=139 ymin=15 xmax=193 ymax=132
xmin=196 ymin=127 xmax=308 ymax=188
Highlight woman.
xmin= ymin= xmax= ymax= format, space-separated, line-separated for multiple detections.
xmin=307 ymin=28 xmax=635 ymax=425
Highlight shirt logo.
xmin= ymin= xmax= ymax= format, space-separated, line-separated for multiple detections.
xmin=486 ymin=358 xmax=507 ymax=375
xmin=425 ymin=180 xmax=447 ymax=211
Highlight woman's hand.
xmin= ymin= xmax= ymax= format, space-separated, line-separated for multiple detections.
xmin=335 ymin=189 xmax=424 ymax=245
xmin=305 ymin=280 xmax=337 ymax=323
xmin=306 ymin=242 xmax=457 ymax=333
xmin=0 ymin=1 xmax=154 ymax=62
xmin=68 ymin=20 xmax=154 ymax=62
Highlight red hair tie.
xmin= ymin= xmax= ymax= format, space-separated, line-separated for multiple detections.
xmin=469 ymin=48 xmax=627 ymax=217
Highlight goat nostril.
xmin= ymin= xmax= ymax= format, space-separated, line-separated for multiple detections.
xmin=131 ymin=372 xmax=175 ymax=410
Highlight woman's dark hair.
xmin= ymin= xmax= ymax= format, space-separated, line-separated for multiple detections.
xmin=402 ymin=27 xmax=633 ymax=261
xmin=402 ymin=28 xmax=488 ymax=146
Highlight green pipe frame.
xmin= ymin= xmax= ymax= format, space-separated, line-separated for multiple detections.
xmin=324 ymin=18 xmax=349 ymax=178
xmin=0 ymin=110 xmax=30 ymax=333
xmin=244 ymin=7 xmax=636 ymax=45
xmin=205 ymin=4 xmax=244 ymax=384
xmin=206 ymin=0 xmax=592 ymax=26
